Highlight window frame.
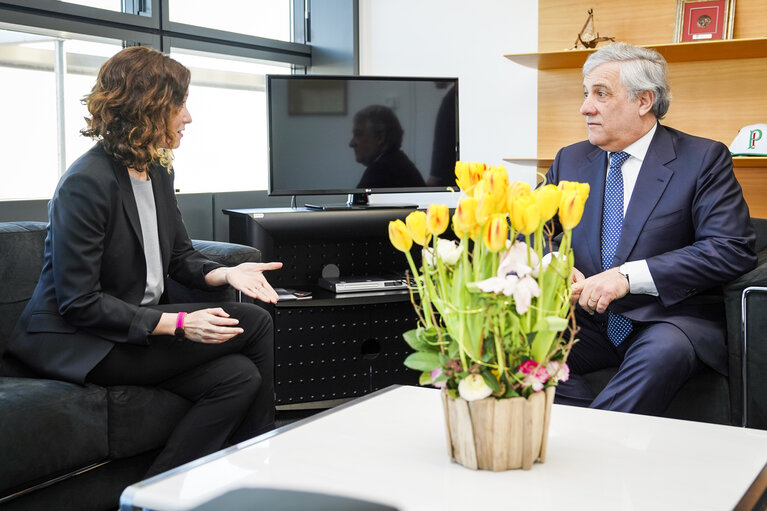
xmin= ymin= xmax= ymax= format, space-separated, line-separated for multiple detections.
xmin=0 ymin=0 xmax=313 ymax=198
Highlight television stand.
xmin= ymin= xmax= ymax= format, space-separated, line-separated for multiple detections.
xmin=305 ymin=193 xmax=417 ymax=211
xmin=222 ymin=207 xmax=421 ymax=407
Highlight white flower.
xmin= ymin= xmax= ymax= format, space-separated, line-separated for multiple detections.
xmin=422 ymin=239 xmax=463 ymax=267
xmin=422 ymin=247 xmax=436 ymax=267
xmin=436 ymin=238 xmax=463 ymax=265
xmin=512 ymin=275 xmax=541 ymax=314
xmin=541 ymin=251 xmax=561 ymax=269
xmin=473 ymin=273 xmax=541 ymax=314
xmin=497 ymin=240 xmax=539 ymax=279
xmin=457 ymin=374 xmax=493 ymax=401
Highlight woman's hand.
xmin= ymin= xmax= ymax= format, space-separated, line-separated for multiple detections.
xmin=223 ymin=262 xmax=283 ymax=303
xmin=183 ymin=307 xmax=243 ymax=344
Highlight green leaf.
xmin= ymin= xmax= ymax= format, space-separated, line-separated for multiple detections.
xmin=404 ymin=352 xmax=441 ymax=372
xmin=542 ymin=315 xmax=568 ymax=332
xmin=418 ymin=371 xmax=434 ymax=386
xmin=480 ymin=368 xmax=501 ymax=393
xmin=447 ymin=339 xmax=460 ymax=359
xmin=402 ymin=328 xmax=438 ymax=353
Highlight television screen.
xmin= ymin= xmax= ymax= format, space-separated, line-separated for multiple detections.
xmin=267 ymin=75 xmax=458 ymax=206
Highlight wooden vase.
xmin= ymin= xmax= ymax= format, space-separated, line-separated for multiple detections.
xmin=441 ymin=386 xmax=556 ymax=471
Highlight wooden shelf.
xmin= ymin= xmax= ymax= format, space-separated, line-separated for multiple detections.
xmin=504 ymin=157 xmax=767 ymax=170
xmin=734 ymin=157 xmax=767 ymax=168
xmin=505 ymin=37 xmax=767 ymax=70
xmin=503 ymin=157 xmax=553 ymax=168
xmin=516 ymin=0 xmax=767 ymax=215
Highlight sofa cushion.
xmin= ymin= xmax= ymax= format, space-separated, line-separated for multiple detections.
xmin=0 ymin=222 xmax=47 ymax=361
xmin=0 ymin=377 xmax=107 ymax=493
xmin=107 ymin=386 xmax=191 ymax=459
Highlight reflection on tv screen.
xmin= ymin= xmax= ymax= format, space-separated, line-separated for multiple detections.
xmin=267 ymin=76 xmax=458 ymax=196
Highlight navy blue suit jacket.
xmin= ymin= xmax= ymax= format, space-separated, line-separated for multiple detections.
xmin=8 ymin=144 xmax=224 ymax=384
xmin=545 ymin=124 xmax=757 ymax=374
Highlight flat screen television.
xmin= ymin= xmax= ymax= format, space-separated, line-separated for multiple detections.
xmin=266 ymin=75 xmax=459 ymax=209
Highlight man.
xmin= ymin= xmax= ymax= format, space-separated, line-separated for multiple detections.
xmin=545 ymin=42 xmax=757 ymax=414
xmin=349 ymin=105 xmax=426 ymax=189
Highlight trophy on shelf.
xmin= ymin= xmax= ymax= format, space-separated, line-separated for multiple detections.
xmin=572 ymin=9 xmax=615 ymax=49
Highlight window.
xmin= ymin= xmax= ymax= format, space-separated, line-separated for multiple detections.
xmin=58 ymin=0 xmax=122 ymax=11
xmin=169 ymin=49 xmax=290 ymax=193
xmin=0 ymin=0 xmax=311 ymax=200
xmin=0 ymin=29 xmax=123 ymax=200
xmin=168 ymin=0 xmax=292 ymax=42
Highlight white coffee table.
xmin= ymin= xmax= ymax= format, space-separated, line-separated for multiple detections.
xmin=120 ymin=385 xmax=767 ymax=511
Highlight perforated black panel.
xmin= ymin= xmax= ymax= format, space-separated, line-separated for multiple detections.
xmin=226 ymin=208 xmax=425 ymax=406
xmin=274 ymin=302 xmax=419 ymax=404
xmin=273 ymin=238 xmax=407 ymax=287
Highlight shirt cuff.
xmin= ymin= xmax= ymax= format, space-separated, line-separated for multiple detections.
xmin=622 ymin=260 xmax=658 ymax=296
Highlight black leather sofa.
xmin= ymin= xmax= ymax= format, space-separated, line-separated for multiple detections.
xmin=584 ymin=218 xmax=767 ymax=428
xmin=0 ymin=221 xmax=261 ymax=511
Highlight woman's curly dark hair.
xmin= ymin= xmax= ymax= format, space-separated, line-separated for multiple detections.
xmin=81 ymin=46 xmax=190 ymax=172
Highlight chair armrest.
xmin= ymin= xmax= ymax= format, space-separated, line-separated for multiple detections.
xmin=723 ymin=250 xmax=767 ymax=427
xmin=192 ymin=239 xmax=261 ymax=266
xmin=165 ymin=240 xmax=261 ymax=304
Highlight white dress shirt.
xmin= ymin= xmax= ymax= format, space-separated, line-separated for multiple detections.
xmin=607 ymin=123 xmax=659 ymax=296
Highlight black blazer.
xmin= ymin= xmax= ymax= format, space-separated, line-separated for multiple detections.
xmin=8 ymin=144 xmax=224 ymax=384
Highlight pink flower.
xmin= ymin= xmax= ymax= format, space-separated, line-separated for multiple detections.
xmin=518 ymin=360 xmax=549 ymax=392
xmin=430 ymin=367 xmax=446 ymax=389
xmin=546 ymin=361 xmax=569 ymax=383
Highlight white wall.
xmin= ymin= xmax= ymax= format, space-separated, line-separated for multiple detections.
xmin=358 ymin=0 xmax=538 ymax=206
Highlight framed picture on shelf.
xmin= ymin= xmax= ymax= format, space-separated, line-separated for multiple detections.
xmin=674 ymin=0 xmax=735 ymax=43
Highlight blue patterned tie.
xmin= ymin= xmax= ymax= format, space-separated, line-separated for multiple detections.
xmin=601 ymin=151 xmax=633 ymax=346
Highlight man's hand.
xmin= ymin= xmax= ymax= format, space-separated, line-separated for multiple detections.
xmin=571 ymin=267 xmax=630 ymax=314
xmin=570 ymin=267 xmax=586 ymax=304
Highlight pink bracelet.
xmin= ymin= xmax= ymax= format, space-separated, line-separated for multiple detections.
xmin=174 ymin=312 xmax=187 ymax=340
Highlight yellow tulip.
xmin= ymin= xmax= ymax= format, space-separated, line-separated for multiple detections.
xmin=576 ymin=182 xmax=590 ymax=201
xmin=558 ymin=181 xmax=590 ymax=201
xmin=453 ymin=196 xmax=479 ymax=239
xmin=475 ymin=193 xmax=497 ymax=227
xmin=484 ymin=213 xmax=509 ymax=252
xmin=558 ymin=190 xmax=587 ymax=230
xmin=506 ymin=182 xmax=532 ymax=215
xmin=455 ymin=161 xmax=485 ymax=196
xmin=510 ymin=193 xmax=541 ymax=235
xmin=426 ymin=204 xmax=449 ymax=236
xmin=388 ymin=219 xmax=413 ymax=252
xmin=452 ymin=217 xmax=469 ymax=240
xmin=485 ymin=166 xmax=509 ymax=204
xmin=534 ymin=184 xmax=561 ymax=222
xmin=405 ymin=210 xmax=430 ymax=246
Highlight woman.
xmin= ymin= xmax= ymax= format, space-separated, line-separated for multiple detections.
xmin=8 ymin=46 xmax=281 ymax=477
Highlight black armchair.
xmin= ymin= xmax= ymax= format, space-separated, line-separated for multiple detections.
xmin=584 ymin=218 xmax=767 ymax=428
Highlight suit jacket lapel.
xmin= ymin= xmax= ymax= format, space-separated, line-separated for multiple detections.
xmin=148 ymin=165 xmax=172 ymax=270
xmin=573 ymin=147 xmax=608 ymax=274
xmin=617 ymin=125 xmax=675 ymax=263
xmin=113 ymin=160 xmax=145 ymax=252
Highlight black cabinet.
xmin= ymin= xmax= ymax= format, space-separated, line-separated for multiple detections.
xmin=224 ymin=208 xmax=421 ymax=406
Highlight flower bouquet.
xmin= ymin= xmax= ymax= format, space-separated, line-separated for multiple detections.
xmin=388 ymin=161 xmax=589 ymax=470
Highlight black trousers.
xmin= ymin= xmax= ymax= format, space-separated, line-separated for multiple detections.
xmin=87 ymin=302 xmax=274 ymax=477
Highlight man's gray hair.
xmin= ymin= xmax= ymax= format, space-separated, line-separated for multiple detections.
xmin=583 ymin=42 xmax=671 ymax=119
